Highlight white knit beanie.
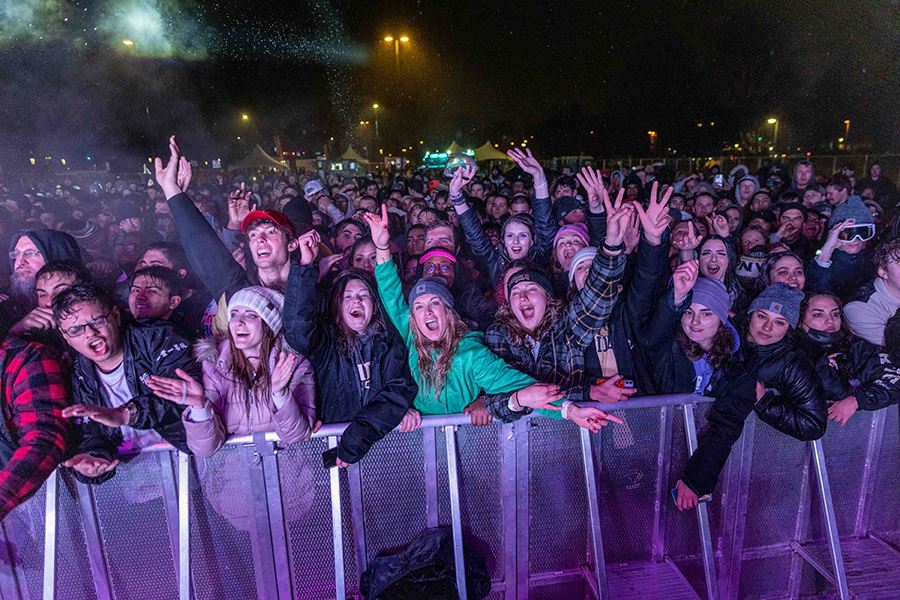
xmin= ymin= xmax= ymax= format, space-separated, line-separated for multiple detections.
xmin=227 ymin=287 xmax=285 ymax=334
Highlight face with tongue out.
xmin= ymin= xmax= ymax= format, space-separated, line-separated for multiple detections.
xmin=412 ymin=294 xmax=449 ymax=342
xmin=509 ymin=281 xmax=549 ymax=333
xmin=59 ymin=301 xmax=123 ymax=372
xmin=698 ymin=238 xmax=729 ymax=283
xmin=503 ymin=222 xmax=533 ymax=260
xmin=340 ymin=279 xmax=374 ymax=334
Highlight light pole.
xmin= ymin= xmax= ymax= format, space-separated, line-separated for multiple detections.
xmin=844 ymin=119 xmax=850 ymax=142
xmin=383 ymin=36 xmax=410 ymax=72
xmin=767 ymin=118 xmax=778 ymax=154
xmin=373 ymin=103 xmax=379 ymax=138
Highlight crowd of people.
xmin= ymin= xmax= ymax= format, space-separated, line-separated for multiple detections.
xmin=1 ymin=133 xmax=900 ymax=521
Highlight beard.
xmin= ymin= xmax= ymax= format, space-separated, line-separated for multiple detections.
xmin=9 ymin=270 xmax=37 ymax=308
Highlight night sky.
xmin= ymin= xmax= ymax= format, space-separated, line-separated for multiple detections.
xmin=1 ymin=0 xmax=899 ymax=171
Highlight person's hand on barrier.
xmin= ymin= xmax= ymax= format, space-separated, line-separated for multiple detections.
xmin=589 ymin=375 xmax=638 ymax=404
xmin=62 ymin=404 xmax=130 ymax=427
xmin=674 ymin=479 xmax=698 ymax=511
xmin=8 ymin=307 xmax=55 ymax=336
xmin=672 ymin=259 xmax=699 ymax=306
xmin=303 ymin=420 xmax=323 ymax=442
xmin=515 ymin=383 xmax=564 ymax=411
xmin=297 ymin=230 xmax=321 ymax=265
xmin=146 ymin=369 xmax=206 ymax=409
xmin=64 ymin=454 xmax=119 ymax=478
xmin=565 ymin=405 xmax=624 ymax=433
xmin=827 ymin=396 xmax=858 ymax=426
xmin=399 ymin=408 xmax=422 ymax=432
xmin=756 ymin=381 xmax=766 ymax=402
xmin=336 ymin=457 xmax=351 ymax=468
xmin=464 ymin=397 xmax=493 ymax=426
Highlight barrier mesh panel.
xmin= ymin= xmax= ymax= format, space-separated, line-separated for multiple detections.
xmin=3 ymin=482 xmax=47 ymax=599
xmin=279 ymin=437 xmax=348 ymax=599
xmin=530 ymin=579 xmax=589 ymax=600
xmin=529 ymin=418 xmax=589 ymax=574
xmin=57 ymin=472 xmax=98 ymax=600
xmin=92 ymin=451 xmax=178 ymax=600
xmin=598 ymin=406 xmax=662 ymax=564
xmin=869 ymin=405 xmax=900 ymax=536
xmin=190 ymin=445 xmax=257 ymax=600
xmin=821 ymin=410 xmax=873 ymax=536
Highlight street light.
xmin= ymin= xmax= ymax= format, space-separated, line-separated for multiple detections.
xmin=122 ymin=39 xmax=134 ymax=45
xmin=242 ymin=114 xmax=249 ymax=121
xmin=767 ymin=118 xmax=778 ymax=153
xmin=844 ymin=119 xmax=850 ymax=141
xmin=373 ymin=103 xmax=379 ymax=138
xmin=383 ymin=35 xmax=410 ymax=71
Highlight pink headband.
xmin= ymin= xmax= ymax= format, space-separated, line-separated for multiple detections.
xmin=419 ymin=249 xmax=457 ymax=264
xmin=553 ymin=223 xmax=589 ymax=247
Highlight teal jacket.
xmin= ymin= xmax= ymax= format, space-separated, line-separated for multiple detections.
xmin=375 ymin=261 xmax=561 ymax=418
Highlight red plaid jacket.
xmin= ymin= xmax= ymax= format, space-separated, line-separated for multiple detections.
xmin=0 ymin=336 xmax=68 ymax=520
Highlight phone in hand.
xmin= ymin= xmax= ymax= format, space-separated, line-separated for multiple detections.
xmin=322 ymin=448 xmax=338 ymax=469
xmin=671 ymin=487 xmax=712 ymax=504
xmin=714 ymin=174 xmax=724 ymax=188
xmin=596 ymin=378 xmax=635 ymax=389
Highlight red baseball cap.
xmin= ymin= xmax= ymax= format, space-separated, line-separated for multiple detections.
xmin=240 ymin=210 xmax=296 ymax=236
xmin=428 ymin=179 xmax=441 ymax=192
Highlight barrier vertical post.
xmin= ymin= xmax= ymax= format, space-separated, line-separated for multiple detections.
xmin=855 ymin=410 xmax=886 ymax=537
xmin=0 ymin=521 xmax=23 ymax=600
xmin=579 ymin=427 xmax=609 ymax=599
xmin=445 ymin=425 xmax=468 ymax=600
xmin=787 ymin=444 xmax=812 ymax=600
xmin=75 ymin=481 xmax=113 ymax=600
xmin=516 ymin=421 xmax=531 ymax=600
xmin=501 ymin=423 xmax=518 ymax=600
xmin=328 ymin=436 xmax=346 ymax=600
xmin=423 ymin=427 xmax=439 ymax=528
xmin=42 ymin=470 xmax=58 ymax=600
xmin=682 ymin=403 xmax=719 ymax=600
xmin=246 ymin=446 xmax=278 ymax=599
xmin=719 ymin=415 xmax=756 ymax=600
xmin=651 ymin=406 xmax=674 ymax=562
xmin=810 ymin=439 xmax=850 ymax=600
xmin=178 ymin=452 xmax=191 ymax=600
xmin=347 ymin=461 xmax=368 ymax=578
xmin=159 ymin=452 xmax=182 ymax=590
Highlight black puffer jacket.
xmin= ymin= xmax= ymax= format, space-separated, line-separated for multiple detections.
xmin=799 ymin=329 xmax=900 ymax=410
xmin=284 ymin=263 xmax=418 ymax=465
xmin=69 ymin=319 xmax=200 ymax=484
xmin=744 ymin=339 xmax=828 ymax=440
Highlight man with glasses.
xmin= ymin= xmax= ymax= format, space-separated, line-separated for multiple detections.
xmin=3 ymin=229 xmax=85 ymax=338
xmin=54 ymin=284 xmax=198 ymax=484
xmin=807 ymin=197 xmax=878 ymax=301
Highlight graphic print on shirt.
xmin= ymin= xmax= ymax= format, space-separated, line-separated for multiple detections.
xmin=356 ymin=360 xmax=371 ymax=390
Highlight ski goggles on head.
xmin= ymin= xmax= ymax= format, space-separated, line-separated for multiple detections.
xmin=838 ymin=223 xmax=875 ymax=242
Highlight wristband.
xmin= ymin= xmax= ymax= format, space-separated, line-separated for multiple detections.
xmin=534 ymin=181 xmax=548 ymax=189
xmin=450 ymin=192 xmax=466 ymax=206
xmin=602 ymin=241 xmax=625 ymax=253
xmin=561 ymin=400 xmax=574 ymax=420
xmin=508 ymin=392 xmax=524 ymax=412
xmin=374 ymin=243 xmax=390 ymax=251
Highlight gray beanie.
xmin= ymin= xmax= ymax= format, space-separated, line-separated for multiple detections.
xmin=408 ymin=277 xmax=454 ymax=309
xmin=749 ymin=282 xmax=804 ymax=329
xmin=691 ymin=278 xmax=732 ymax=325
xmin=228 ymin=286 xmax=285 ymax=333
xmin=568 ymin=247 xmax=597 ymax=283
xmin=829 ymin=196 xmax=873 ymax=228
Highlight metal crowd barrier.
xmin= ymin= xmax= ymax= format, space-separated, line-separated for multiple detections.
xmin=1 ymin=397 xmax=899 ymax=600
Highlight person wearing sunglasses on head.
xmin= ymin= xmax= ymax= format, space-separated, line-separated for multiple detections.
xmin=806 ymin=197 xmax=877 ymax=301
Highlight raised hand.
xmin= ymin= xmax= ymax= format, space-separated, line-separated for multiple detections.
xmin=819 ymin=220 xmax=854 ymax=262
xmin=363 ymin=204 xmax=391 ymax=250
xmin=682 ymin=221 xmax=703 ymax=252
xmin=515 ymin=383 xmax=564 ymax=411
xmin=9 ymin=307 xmax=55 ymax=336
xmin=633 ymin=181 xmax=672 ymax=245
xmin=64 ymin=454 xmax=119 ymax=479
xmin=603 ymin=188 xmax=631 ymax=248
xmin=227 ymin=184 xmax=251 ymax=228
xmin=62 ymin=404 xmax=130 ymax=428
xmin=271 ymin=351 xmax=297 ymax=397
xmin=464 ymin=397 xmax=493 ymax=426
xmin=177 ymin=156 xmax=192 ymax=193
xmin=576 ymin=166 xmax=606 ymax=213
xmin=672 ymin=259 xmax=699 ymax=305
xmin=449 ymin=165 xmax=477 ymax=197
xmin=297 ymin=230 xmax=321 ymax=265
xmin=154 ymin=136 xmax=188 ymax=200
xmin=707 ymin=213 xmax=730 ymax=238
xmin=566 ymin=405 xmax=624 ymax=433
xmin=507 ymin=148 xmax=546 ymax=185
xmin=146 ymin=369 xmax=206 ymax=409
xmin=317 ymin=254 xmax=344 ymax=281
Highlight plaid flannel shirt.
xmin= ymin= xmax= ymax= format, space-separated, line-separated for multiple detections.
xmin=484 ymin=250 xmax=625 ymax=420
xmin=0 ymin=336 xmax=68 ymax=520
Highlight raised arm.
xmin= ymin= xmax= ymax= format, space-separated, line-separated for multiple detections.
xmin=283 ymin=231 xmax=329 ymax=363
xmin=510 ymin=149 xmax=555 ymax=261
xmin=367 ymin=206 xmax=412 ymax=345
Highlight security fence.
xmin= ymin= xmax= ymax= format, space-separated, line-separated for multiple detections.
xmin=2 ymin=396 xmax=899 ymax=600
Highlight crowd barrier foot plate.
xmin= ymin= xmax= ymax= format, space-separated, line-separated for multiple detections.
xmin=798 ymin=536 xmax=900 ymax=600
xmin=607 ymin=559 xmax=702 ymax=600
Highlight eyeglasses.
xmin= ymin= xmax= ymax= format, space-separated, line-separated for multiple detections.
xmin=9 ymin=249 xmax=40 ymax=261
xmin=838 ymin=224 xmax=875 ymax=242
xmin=423 ymin=262 xmax=453 ymax=275
xmin=62 ymin=313 xmax=112 ymax=337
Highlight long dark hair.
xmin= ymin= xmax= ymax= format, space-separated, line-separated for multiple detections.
xmin=495 ymin=294 xmax=564 ymax=347
xmin=676 ymin=321 xmax=735 ymax=369
xmin=798 ymin=291 xmax=854 ymax=376
xmin=329 ymin=269 xmax=385 ymax=355
xmin=227 ymin=322 xmax=278 ymax=400
xmin=697 ymin=235 xmax=741 ymax=301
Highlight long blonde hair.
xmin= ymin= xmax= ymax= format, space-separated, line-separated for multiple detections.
xmin=408 ymin=304 xmax=469 ymax=402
